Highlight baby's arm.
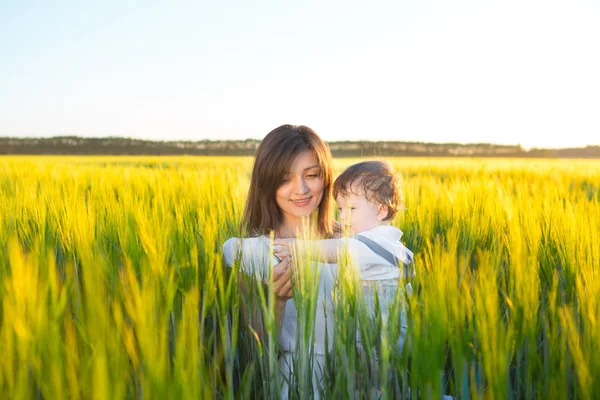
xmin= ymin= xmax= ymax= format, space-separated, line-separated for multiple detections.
xmin=273 ymin=238 xmax=342 ymax=264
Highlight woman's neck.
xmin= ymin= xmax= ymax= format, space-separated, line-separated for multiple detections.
xmin=276 ymin=217 xmax=316 ymax=239
xmin=276 ymin=221 xmax=303 ymax=238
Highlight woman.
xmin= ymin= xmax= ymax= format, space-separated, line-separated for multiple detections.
xmin=222 ymin=124 xmax=337 ymax=398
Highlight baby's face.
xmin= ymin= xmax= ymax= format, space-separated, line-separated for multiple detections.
xmin=335 ymin=190 xmax=384 ymax=235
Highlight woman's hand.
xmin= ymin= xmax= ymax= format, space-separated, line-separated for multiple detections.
xmin=265 ymin=256 xmax=294 ymax=330
xmin=267 ymin=256 xmax=293 ymax=301
xmin=272 ymin=239 xmax=296 ymax=260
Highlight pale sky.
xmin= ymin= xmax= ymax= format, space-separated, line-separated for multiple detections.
xmin=1 ymin=1 xmax=599 ymax=149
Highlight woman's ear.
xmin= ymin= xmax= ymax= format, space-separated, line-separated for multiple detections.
xmin=377 ymin=204 xmax=389 ymax=221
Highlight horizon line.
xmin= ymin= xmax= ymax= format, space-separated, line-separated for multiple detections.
xmin=3 ymin=135 xmax=600 ymax=151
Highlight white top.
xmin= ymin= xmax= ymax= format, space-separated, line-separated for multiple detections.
xmin=342 ymin=225 xmax=415 ymax=281
xmin=222 ymin=235 xmax=337 ymax=356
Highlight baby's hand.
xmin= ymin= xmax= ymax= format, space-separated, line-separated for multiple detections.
xmin=273 ymin=238 xmax=296 ymax=260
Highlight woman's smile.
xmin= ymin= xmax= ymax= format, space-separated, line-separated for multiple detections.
xmin=290 ymin=196 xmax=313 ymax=207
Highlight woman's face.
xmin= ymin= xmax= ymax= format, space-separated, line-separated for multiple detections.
xmin=275 ymin=150 xmax=324 ymax=225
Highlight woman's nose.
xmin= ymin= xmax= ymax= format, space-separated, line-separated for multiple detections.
xmin=293 ymin=178 xmax=308 ymax=194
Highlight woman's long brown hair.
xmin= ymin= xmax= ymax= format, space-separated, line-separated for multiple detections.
xmin=242 ymin=124 xmax=334 ymax=238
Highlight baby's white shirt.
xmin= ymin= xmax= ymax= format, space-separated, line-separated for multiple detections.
xmin=341 ymin=225 xmax=414 ymax=281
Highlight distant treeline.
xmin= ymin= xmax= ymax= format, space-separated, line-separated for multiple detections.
xmin=1 ymin=136 xmax=600 ymax=158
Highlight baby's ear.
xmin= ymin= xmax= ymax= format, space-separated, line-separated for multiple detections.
xmin=377 ymin=204 xmax=389 ymax=221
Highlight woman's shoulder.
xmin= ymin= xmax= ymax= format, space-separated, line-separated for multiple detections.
xmin=222 ymin=235 xmax=271 ymax=267
xmin=221 ymin=238 xmax=239 ymax=267
xmin=223 ymin=235 xmax=267 ymax=245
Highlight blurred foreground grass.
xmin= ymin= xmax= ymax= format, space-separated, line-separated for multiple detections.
xmin=0 ymin=156 xmax=599 ymax=399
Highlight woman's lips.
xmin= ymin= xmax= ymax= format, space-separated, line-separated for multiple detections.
xmin=290 ymin=197 xmax=312 ymax=207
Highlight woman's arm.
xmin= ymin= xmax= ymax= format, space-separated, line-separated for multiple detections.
xmin=273 ymin=238 xmax=342 ymax=264
xmin=269 ymin=256 xmax=293 ymax=330
xmin=238 ymin=256 xmax=293 ymax=339
xmin=223 ymin=238 xmax=293 ymax=339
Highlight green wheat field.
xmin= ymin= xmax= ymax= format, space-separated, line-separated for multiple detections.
xmin=1 ymin=156 xmax=599 ymax=399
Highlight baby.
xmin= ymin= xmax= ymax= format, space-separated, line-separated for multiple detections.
xmin=273 ymin=160 xmax=414 ymax=351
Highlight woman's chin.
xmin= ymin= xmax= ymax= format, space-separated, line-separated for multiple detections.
xmin=287 ymin=206 xmax=318 ymax=220
xmin=294 ymin=210 xmax=316 ymax=219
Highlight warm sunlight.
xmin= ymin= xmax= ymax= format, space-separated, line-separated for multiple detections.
xmin=1 ymin=1 xmax=598 ymax=148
